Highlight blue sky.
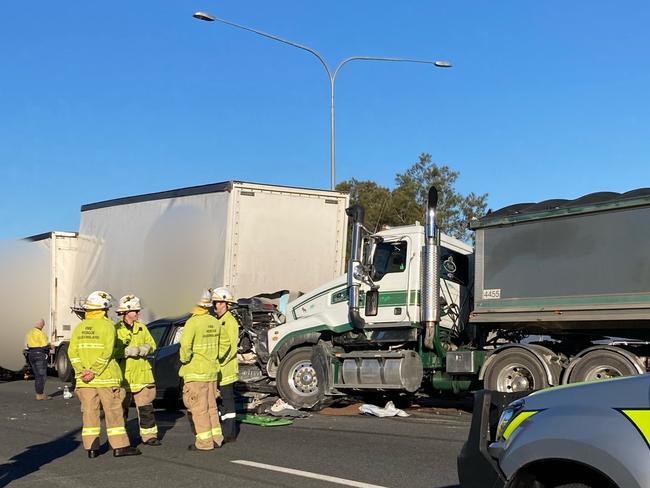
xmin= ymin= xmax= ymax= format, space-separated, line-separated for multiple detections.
xmin=1 ymin=1 xmax=649 ymax=239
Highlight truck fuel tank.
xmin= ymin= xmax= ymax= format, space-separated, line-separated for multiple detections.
xmin=335 ymin=350 xmax=423 ymax=392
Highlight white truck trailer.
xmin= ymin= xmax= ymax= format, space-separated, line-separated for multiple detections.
xmin=23 ymin=231 xmax=81 ymax=376
xmin=11 ymin=181 xmax=349 ymax=380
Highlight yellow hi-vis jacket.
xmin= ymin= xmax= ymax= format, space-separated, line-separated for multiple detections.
xmin=179 ymin=313 xmax=231 ymax=383
xmin=26 ymin=328 xmax=49 ymax=348
xmin=68 ymin=311 xmax=122 ymax=388
xmin=217 ymin=311 xmax=239 ymax=386
xmin=191 ymin=306 xmax=209 ymax=316
xmin=114 ymin=320 xmax=157 ymax=393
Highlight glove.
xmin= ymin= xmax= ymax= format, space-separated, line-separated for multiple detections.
xmin=124 ymin=346 xmax=140 ymax=357
xmin=138 ymin=344 xmax=151 ymax=356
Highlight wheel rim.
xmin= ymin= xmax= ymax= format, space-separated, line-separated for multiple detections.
xmin=57 ymin=353 xmax=66 ymax=372
xmin=581 ymin=365 xmax=625 ymax=381
xmin=287 ymin=360 xmax=318 ymax=397
xmin=495 ymin=362 xmax=536 ymax=392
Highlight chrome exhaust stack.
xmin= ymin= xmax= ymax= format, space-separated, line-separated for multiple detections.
xmin=346 ymin=204 xmax=366 ymax=330
xmin=423 ymin=187 xmax=440 ymax=349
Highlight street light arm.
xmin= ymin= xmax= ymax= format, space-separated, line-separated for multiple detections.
xmin=198 ymin=13 xmax=333 ymax=80
xmin=333 ymin=56 xmax=451 ymax=81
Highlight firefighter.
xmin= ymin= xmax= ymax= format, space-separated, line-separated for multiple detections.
xmin=179 ymin=290 xmax=232 ymax=451
xmin=68 ymin=291 xmax=141 ymax=458
xmin=114 ymin=294 xmax=161 ymax=446
xmin=191 ymin=289 xmax=213 ymax=316
xmin=25 ymin=318 xmax=52 ymax=400
xmin=212 ymin=287 xmax=240 ymax=442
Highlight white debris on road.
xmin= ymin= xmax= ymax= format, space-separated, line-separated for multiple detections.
xmin=358 ymin=401 xmax=409 ymax=418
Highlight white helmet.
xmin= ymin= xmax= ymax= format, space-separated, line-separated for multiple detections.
xmin=83 ymin=290 xmax=113 ymax=310
xmin=116 ymin=294 xmax=142 ymax=313
xmin=196 ymin=289 xmax=213 ymax=308
xmin=211 ymin=287 xmax=236 ymax=304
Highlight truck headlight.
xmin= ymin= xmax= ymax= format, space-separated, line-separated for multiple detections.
xmin=495 ymin=399 xmax=539 ymax=441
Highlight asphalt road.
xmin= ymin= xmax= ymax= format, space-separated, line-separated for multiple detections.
xmin=0 ymin=379 xmax=470 ymax=488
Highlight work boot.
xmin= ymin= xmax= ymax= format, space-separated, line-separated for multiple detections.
xmin=87 ymin=449 xmax=100 ymax=459
xmin=143 ymin=438 xmax=161 ymax=446
xmin=113 ymin=447 xmax=142 ymax=457
xmin=35 ymin=394 xmax=52 ymax=401
xmin=187 ymin=444 xmax=212 ymax=452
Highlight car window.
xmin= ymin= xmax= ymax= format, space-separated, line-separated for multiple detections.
xmin=147 ymin=323 xmax=169 ymax=347
xmin=171 ymin=326 xmax=184 ymax=345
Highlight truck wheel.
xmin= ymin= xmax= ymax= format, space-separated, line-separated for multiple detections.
xmin=276 ymin=347 xmax=322 ymax=409
xmin=566 ymin=349 xmax=641 ymax=383
xmin=483 ymin=349 xmax=548 ymax=393
xmin=55 ymin=343 xmax=74 ymax=382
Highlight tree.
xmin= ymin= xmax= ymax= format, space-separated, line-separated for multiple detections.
xmin=335 ymin=179 xmax=393 ymax=233
xmin=395 ymin=153 xmax=488 ymax=242
xmin=336 ymin=153 xmax=488 ymax=243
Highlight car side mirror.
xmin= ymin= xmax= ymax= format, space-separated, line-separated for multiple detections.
xmin=365 ymin=289 xmax=379 ymax=316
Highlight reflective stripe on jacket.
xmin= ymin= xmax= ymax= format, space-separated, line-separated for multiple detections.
xmin=179 ymin=313 xmax=231 ymax=383
xmin=217 ymin=311 xmax=239 ymax=386
xmin=67 ymin=312 xmax=122 ymax=388
xmin=114 ymin=320 xmax=157 ymax=393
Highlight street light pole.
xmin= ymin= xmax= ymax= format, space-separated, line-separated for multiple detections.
xmin=193 ymin=11 xmax=452 ymax=190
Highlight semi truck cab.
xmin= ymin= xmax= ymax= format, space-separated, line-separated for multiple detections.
xmin=266 ymin=191 xmax=473 ymax=409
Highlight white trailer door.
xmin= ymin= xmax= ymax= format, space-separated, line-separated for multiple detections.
xmin=227 ymin=187 xmax=347 ymax=299
xmin=52 ymin=234 xmax=79 ymax=343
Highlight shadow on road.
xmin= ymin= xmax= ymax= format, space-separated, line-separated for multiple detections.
xmin=155 ymin=409 xmax=185 ymax=440
xmin=0 ymin=427 xmax=81 ymax=488
xmin=125 ymin=407 xmax=185 ymax=443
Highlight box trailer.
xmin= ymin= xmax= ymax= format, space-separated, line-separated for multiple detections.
xmin=71 ymin=181 xmax=349 ymax=322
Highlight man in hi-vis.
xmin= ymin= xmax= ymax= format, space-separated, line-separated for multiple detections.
xmin=114 ymin=294 xmax=161 ymax=446
xmin=212 ymin=287 xmax=240 ymax=442
xmin=25 ymin=318 xmax=52 ymax=400
xmin=179 ymin=289 xmax=231 ymax=451
xmin=68 ymin=291 xmax=141 ymax=459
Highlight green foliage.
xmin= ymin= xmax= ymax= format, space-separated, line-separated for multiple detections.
xmin=336 ymin=153 xmax=488 ymax=243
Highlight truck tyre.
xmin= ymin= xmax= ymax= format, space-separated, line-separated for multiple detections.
xmin=276 ymin=347 xmax=322 ymax=410
xmin=566 ymin=349 xmax=641 ymax=384
xmin=483 ymin=349 xmax=549 ymax=393
xmin=55 ymin=343 xmax=74 ymax=382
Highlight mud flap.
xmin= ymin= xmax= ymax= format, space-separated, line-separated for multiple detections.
xmin=311 ymin=341 xmax=335 ymax=397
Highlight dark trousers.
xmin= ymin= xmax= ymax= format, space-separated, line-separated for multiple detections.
xmin=218 ymin=382 xmax=238 ymax=440
xmin=28 ymin=350 xmax=48 ymax=394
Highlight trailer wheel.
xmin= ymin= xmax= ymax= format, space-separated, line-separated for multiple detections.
xmin=483 ymin=349 xmax=549 ymax=393
xmin=276 ymin=347 xmax=322 ymax=409
xmin=55 ymin=343 xmax=74 ymax=382
xmin=566 ymin=349 xmax=641 ymax=384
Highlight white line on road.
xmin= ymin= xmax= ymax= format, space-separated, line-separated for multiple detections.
xmin=231 ymin=460 xmax=390 ymax=488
